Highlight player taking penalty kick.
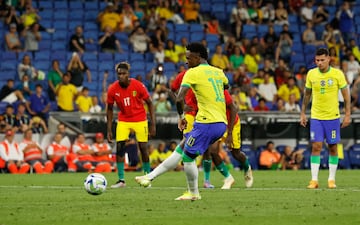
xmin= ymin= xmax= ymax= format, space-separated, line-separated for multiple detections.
xmin=300 ymin=48 xmax=351 ymax=189
xmin=107 ymin=62 xmax=156 ymax=188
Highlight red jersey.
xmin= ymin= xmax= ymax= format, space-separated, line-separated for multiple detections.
xmin=171 ymin=70 xmax=198 ymax=116
xmin=107 ymin=78 xmax=150 ymax=122
xmin=224 ymin=90 xmax=239 ymax=124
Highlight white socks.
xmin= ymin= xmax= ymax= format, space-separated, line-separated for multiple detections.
xmin=184 ymin=161 xmax=199 ymax=195
xmin=147 ymin=150 xmax=182 ymax=180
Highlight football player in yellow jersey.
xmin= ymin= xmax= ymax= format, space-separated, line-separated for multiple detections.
xmin=300 ymin=48 xmax=351 ymax=189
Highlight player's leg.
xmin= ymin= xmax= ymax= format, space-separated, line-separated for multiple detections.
xmin=133 ymin=121 xmax=150 ymax=174
xmin=111 ymin=121 xmax=131 ymax=188
xmin=209 ymin=142 xmax=234 ymax=189
xmin=135 ymin=139 xmax=185 ymax=187
xmin=176 ymin=122 xmax=226 ymax=200
xmin=202 ymin=148 xmax=214 ymax=188
xmin=324 ymin=119 xmax=341 ymax=189
xmin=308 ymin=119 xmax=323 ymax=189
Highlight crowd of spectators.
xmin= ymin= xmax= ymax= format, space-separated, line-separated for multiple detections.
xmin=1 ymin=0 xmax=360 ymax=173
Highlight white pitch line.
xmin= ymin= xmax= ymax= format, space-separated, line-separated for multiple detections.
xmin=0 ymin=185 xmax=359 ymax=192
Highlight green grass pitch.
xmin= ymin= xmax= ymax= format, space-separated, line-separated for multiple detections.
xmin=0 ymin=170 xmax=359 ymax=225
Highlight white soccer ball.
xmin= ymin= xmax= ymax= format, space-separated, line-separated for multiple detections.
xmin=84 ymin=173 xmax=107 ymax=195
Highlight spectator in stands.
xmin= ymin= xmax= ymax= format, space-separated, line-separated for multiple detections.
xmin=89 ymin=96 xmax=102 ymax=113
xmin=277 ymin=77 xmax=301 ymax=103
xmin=243 ymin=45 xmax=261 ymax=75
xmin=75 ymin=87 xmax=92 ymax=113
xmin=259 ymin=141 xmax=281 ymax=170
xmin=182 ymin=0 xmax=200 ymax=23
xmin=55 ymin=72 xmax=78 ymax=112
xmin=336 ymin=1 xmax=354 ymax=44
xmin=56 ymin=123 xmax=73 ymax=146
xmin=295 ymin=66 xmax=307 ymax=92
xmin=262 ymin=58 xmax=275 ymax=77
xmin=247 ymin=0 xmax=260 ymax=24
xmin=273 ymin=98 xmax=286 ymax=111
xmin=275 ymin=32 xmax=293 ymax=63
xmin=224 ymin=35 xmax=237 ymax=57
xmin=2 ymin=105 xmax=16 ymax=130
xmin=29 ymin=116 xmax=48 ymax=134
xmin=280 ymin=24 xmax=293 ymax=41
xmin=149 ymin=143 xmax=160 ymax=169
xmin=279 ymin=146 xmax=305 ymax=170
xmin=153 ymin=42 xmax=165 ymax=64
xmin=46 ymin=132 xmax=76 ymax=172
xmin=97 ymin=2 xmax=121 ymax=32
xmin=26 ymin=84 xmax=50 ymax=121
xmin=349 ymin=39 xmax=360 ymax=62
xmin=205 ymin=16 xmax=222 ymax=42
xmin=313 ymin=3 xmax=329 ymax=26
xmin=157 ymin=0 xmax=184 ymax=24
xmin=164 ymin=39 xmax=182 ymax=64
xmin=47 ymin=60 xmax=63 ymax=101
xmin=229 ymin=45 xmax=244 ymax=70
xmin=325 ymin=34 xmax=344 ymax=61
xmin=347 ymin=54 xmax=360 ymax=79
xmin=149 ymin=64 xmax=167 ymax=91
xmin=5 ymin=23 xmax=22 ymax=52
xmin=0 ymin=0 xmax=11 ymax=21
xmin=129 ymin=25 xmax=150 ymax=53
xmin=16 ymin=74 xmax=35 ymax=100
xmin=210 ymin=44 xmax=231 ymax=71
xmin=72 ymin=133 xmax=103 ymax=172
xmin=0 ymin=79 xmax=26 ymax=104
xmin=329 ymin=46 xmax=340 ymax=68
xmin=14 ymin=103 xmax=30 ymax=133
xmin=253 ymin=97 xmax=269 ymax=111
xmin=149 ymin=27 xmax=166 ymax=52
xmin=0 ymin=129 xmax=30 ymax=174
xmin=133 ymin=0 xmax=146 ymax=27
xmin=302 ymin=21 xmax=325 ymax=46
xmin=260 ymin=2 xmax=275 ymax=24
xmin=274 ymin=59 xmax=290 ymax=88
xmin=300 ymin=0 xmax=314 ymax=24
xmin=19 ymin=129 xmax=53 ymax=174
xmin=69 ymin=26 xmax=93 ymax=54
xmin=20 ymin=4 xmax=54 ymax=33
xmin=321 ymin=23 xmax=341 ymax=42
xmin=284 ymin=93 xmax=300 ymax=112
xmin=258 ymin=73 xmax=277 ymax=103
xmin=231 ymin=88 xmax=252 ymax=111
xmin=230 ymin=0 xmax=250 ymax=40
xmin=145 ymin=4 xmax=159 ymax=33
xmin=288 ymin=0 xmax=304 ymax=14
xmin=18 ymin=54 xmax=38 ymax=80
xmin=98 ymin=26 xmax=123 ymax=53
xmin=233 ymin=65 xmax=251 ymax=93
xmin=92 ymin=132 xmax=113 ymax=173
xmin=274 ymin=1 xmax=288 ymax=26
xmin=67 ymin=52 xmax=91 ymax=91
xmin=351 ymin=76 xmax=360 ymax=111
xmin=4 ymin=6 xmax=24 ymax=33
xmin=119 ymin=4 xmax=138 ymax=33
xmin=178 ymin=36 xmax=188 ymax=63
xmin=22 ymin=22 xmax=41 ymax=54
xmin=154 ymin=93 xmax=171 ymax=113
xmin=261 ymin=26 xmax=278 ymax=59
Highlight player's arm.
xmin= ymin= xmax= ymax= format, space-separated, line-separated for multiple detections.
xmin=300 ymin=88 xmax=312 ymax=127
xmin=144 ymin=97 xmax=156 ymax=137
xmin=106 ymin=103 xmax=114 ymax=143
xmin=341 ymin=86 xmax=351 ymax=128
xmin=176 ymin=85 xmax=190 ymax=131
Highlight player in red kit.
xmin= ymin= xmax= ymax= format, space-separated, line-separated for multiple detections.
xmin=107 ymin=62 xmax=156 ymax=188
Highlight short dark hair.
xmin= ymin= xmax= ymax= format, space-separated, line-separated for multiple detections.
xmin=315 ymin=48 xmax=329 ymax=56
xmin=266 ymin=141 xmax=274 ymax=148
xmin=115 ymin=62 xmax=131 ymax=72
xmin=35 ymin=84 xmax=42 ymax=88
xmin=186 ymin=42 xmax=208 ymax=60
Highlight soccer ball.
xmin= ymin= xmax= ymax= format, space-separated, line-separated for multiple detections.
xmin=84 ymin=173 xmax=107 ymax=195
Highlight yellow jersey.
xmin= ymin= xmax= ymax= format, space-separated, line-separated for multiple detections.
xmin=181 ymin=64 xmax=228 ymax=124
xmin=305 ymin=67 xmax=347 ymax=120
xmin=76 ymin=95 xmax=93 ymax=112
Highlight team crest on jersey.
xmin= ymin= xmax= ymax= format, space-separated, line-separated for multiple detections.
xmin=320 ymin=80 xmax=326 ymax=87
xmin=327 ymin=78 xmax=334 ymax=86
xmin=132 ymin=91 xmax=137 ymax=96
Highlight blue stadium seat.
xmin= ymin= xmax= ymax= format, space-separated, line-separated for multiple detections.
xmin=189 ymin=24 xmax=203 ymax=33
xmin=290 ymin=54 xmax=305 ymax=66
xmin=83 ymin=82 xmax=98 ymax=92
xmin=301 ymin=149 xmax=311 ymax=169
xmin=212 ymin=12 xmax=227 ymax=24
xmin=86 ymin=43 xmax=98 ymax=53
xmin=69 ymin=12 xmax=84 ymax=21
xmin=131 ymin=62 xmax=146 ymax=71
xmin=163 ymin=62 xmax=176 ymax=72
xmin=38 ymin=1 xmax=53 ymax=9
xmin=349 ymin=144 xmax=360 ymax=168
xmin=190 ymin=32 xmax=205 ymax=42
xmin=69 ymin=1 xmax=83 ymax=9
xmin=174 ymin=24 xmax=189 ymax=32
xmin=84 ymin=22 xmax=98 ymax=31
xmin=85 ymin=60 xmax=98 ymax=72
xmin=54 ymin=1 xmax=68 ymax=9
xmin=98 ymin=61 xmax=114 ymax=72
xmin=50 ymin=50 xmax=67 ymax=61
xmin=240 ymin=145 xmax=259 ymax=170
xmin=35 ymin=51 xmax=51 ymax=61
xmin=34 ymin=61 xmax=51 ymax=71
xmin=211 ymin=3 xmax=225 ymax=14
xmin=243 ymin=24 xmax=257 ymax=33
xmin=84 ymin=10 xmax=98 ymax=21
xmin=114 ymin=53 xmax=128 ymax=62
xmin=205 ymin=34 xmax=219 ymax=43
xmin=98 ymin=53 xmax=113 ymax=62
xmin=129 ymin=53 xmax=144 ymax=62
xmin=82 ymin=53 xmax=97 ymax=61
xmin=257 ymin=24 xmax=268 ymax=37
xmin=53 ymin=11 xmax=68 ymax=20
xmin=0 ymin=101 xmax=9 ymax=114
xmin=339 ymin=150 xmax=351 ymax=169
xmin=291 ymin=42 xmax=303 ymax=53
xmin=0 ymin=60 xmax=17 ymax=71
xmin=53 ymin=21 xmax=68 ymax=30
xmin=52 ymin=41 xmax=66 ymax=50
xmin=1 ymin=52 xmax=17 ymax=60
xmin=273 ymin=25 xmax=282 ymax=35
xmin=175 ymin=32 xmax=189 ymax=43
xmin=200 ymin=1 xmax=211 ymax=13
xmin=84 ymin=1 xmax=98 ymax=10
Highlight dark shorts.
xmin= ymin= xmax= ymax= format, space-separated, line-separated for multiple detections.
xmin=310 ymin=118 xmax=340 ymax=144
xmin=184 ymin=122 xmax=227 ymax=157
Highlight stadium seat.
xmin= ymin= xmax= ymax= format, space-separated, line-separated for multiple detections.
xmin=349 ymin=144 xmax=360 ymax=169
xmin=338 ymin=150 xmax=351 ymax=169
xmin=131 ymin=62 xmax=146 ymax=71
xmin=83 ymin=82 xmax=98 ymax=92
xmin=241 ymin=145 xmax=259 ymax=170
xmin=84 ymin=1 xmax=98 ymax=10
xmin=98 ymin=53 xmax=113 ymax=62
xmin=84 ymin=10 xmax=98 ymax=21
xmin=54 ymin=1 xmax=68 ymax=9
xmin=129 ymin=53 xmax=144 ymax=62
xmin=38 ymin=1 xmax=53 ymax=9
xmin=0 ymin=60 xmax=17 ymax=71
xmin=190 ymin=32 xmax=205 ymax=43
xmin=84 ymin=22 xmax=98 ymax=31
xmin=175 ymin=32 xmax=189 ymax=43
xmin=35 ymin=51 xmax=51 ymax=61
xmin=82 ymin=53 xmax=97 ymax=61
xmin=1 ymin=52 xmax=17 ymax=60
xmin=52 ymin=41 xmax=66 ymax=50
xmin=53 ymin=11 xmax=68 ymax=20
xmin=257 ymin=24 xmax=268 ymax=37
xmin=189 ymin=24 xmax=204 ymax=33
xmin=174 ymin=24 xmax=189 ymax=32
xmin=114 ymin=53 xmax=129 ymax=62
xmin=69 ymin=1 xmax=83 ymax=9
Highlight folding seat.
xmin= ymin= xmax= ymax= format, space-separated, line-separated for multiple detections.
xmin=114 ymin=53 xmax=128 ymax=63
xmin=349 ymin=144 xmax=360 ymax=168
xmin=82 ymin=53 xmax=97 ymax=61
xmin=98 ymin=53 xmax=113 ymax=62
xmin=131 ymin=62 xmax=146 ymax=71
xmin=53 ymin=11 xmax=68 ymax=20
xmin=129 ymin=53 xmax=144 ymax=62
xmin=174 ymin=24 xmax=189 ymax=32
xmin=54 ymin=1 xmax=68 ymax=9
xmin=84 ymin=1 xmax=98 ymax=10
xmin=83 ymin=82 xmax=98 ymax=92
xmin=69 ymin=1 xmax=83 ymax=9
xmin=84 ymin=10 xmax=98 ymax=21
xmin=190 ymin=32 xmax=205 ymax=42
xmin=189 ymin=24 xmax=203 ymax=33
xmin=211 ymin=3 xmax=225 ymax=14
xmin=38 ymin=1 xmax=53 ymax=9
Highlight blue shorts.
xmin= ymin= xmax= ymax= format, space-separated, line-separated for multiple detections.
xmin=184 ymin=122 xmax=227 ymax=157
xmin=310 ymin=118 xmax=340 ymax=144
